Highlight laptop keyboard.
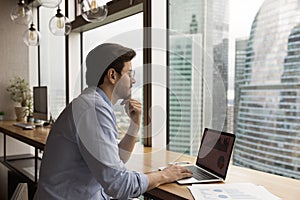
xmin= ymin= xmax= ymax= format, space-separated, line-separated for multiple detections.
xmin=186 ymin=166 xmax=217 ymax=180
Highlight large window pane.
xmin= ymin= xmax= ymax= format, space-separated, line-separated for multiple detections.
xmin=168 ymin=0 xmax=229 ymax=155
xmin=82 ymin=13 xmax=143 ymax=141
xmin=233 ymin=0 xmax=300 ymax=179
xmin=39 ymin=6 xmax=66 ymax=120
xmin=168 ymin=0 xmax=300 ymax=180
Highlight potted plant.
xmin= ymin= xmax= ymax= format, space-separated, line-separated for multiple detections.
xmin=6 ymin=77 xmax=31 ymax=121
xmin=0 ymin=111 xmax=4 ymax=121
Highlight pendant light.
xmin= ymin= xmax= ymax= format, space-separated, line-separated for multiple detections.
xmin=49 ymin=6 xmax=72 ymax=36
xmin=39 ymin=0 xmax=62 ymax=8
xmin=23 ymin=23 xmax=41 ymax=46
xmin=23 ymin=4 xmax=41 ymax=46
xmin=10 ymin=0 xmax=32 ymax=25
xmin=81 ymin=0 xmax=108 ymax=23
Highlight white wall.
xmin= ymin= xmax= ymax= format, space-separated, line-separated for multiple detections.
xmin=0 ymin=0 xmax=32 ymax=156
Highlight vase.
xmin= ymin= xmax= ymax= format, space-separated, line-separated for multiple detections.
xmin=15 ymin=106 xmax=27 ymax=122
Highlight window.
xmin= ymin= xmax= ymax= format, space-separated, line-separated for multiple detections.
xmin=82 ymin=13 xmax=143 ymax=141
xmin=233 ymin=0 xmax=300 ymax=179
xmin=167 ymin=0 xmax=300 ymax=180
xmin=39 ymin=6 xmax=66 ymax=119
xmin=34 ymin=0 xmax=300 ymax=180
xmin=167 ymin=0 xmax=228 ymax=156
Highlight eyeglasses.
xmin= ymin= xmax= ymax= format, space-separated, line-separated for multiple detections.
xmin=127 ymin=70 xmax=135 ymax=79
xmin=115 ymin=69 xmax=135 ymax=79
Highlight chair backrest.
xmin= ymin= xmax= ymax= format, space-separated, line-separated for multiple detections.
xmin=10 ymin=183 xmax=28 ymax=200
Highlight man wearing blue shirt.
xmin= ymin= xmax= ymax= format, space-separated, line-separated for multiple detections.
xmin=34 ymin=43 xmax=192 ymax=200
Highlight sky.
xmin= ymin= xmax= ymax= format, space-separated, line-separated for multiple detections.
xmin=229 ymin=0 xmax=265 ymax=39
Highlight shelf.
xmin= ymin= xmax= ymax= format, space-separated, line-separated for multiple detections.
xmin=0 ymin=154 xmax=41 ymax=183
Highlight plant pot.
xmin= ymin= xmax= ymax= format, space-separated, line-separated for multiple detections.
xmin=0 ymin=115 xmax=3 ymax=121
xmin=15 ymin=106 xmax=27 ymax=122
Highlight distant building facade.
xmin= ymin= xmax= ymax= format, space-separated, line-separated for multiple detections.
xmin=233 ymin=39 xmax=248 ymax=135
xmin=234 ymin=0 xmax=300 ymax=179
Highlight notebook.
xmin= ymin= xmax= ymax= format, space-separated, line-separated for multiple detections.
xmin=177 ymin=128 xmax=236 ymax=184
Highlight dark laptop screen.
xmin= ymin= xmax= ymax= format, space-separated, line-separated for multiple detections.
xmin=196 ymin=128 xmax=235 ymax=179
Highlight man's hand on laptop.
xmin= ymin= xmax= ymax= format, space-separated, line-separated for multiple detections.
xmin=162 ymin=164 xmax=193 ymax=182
xmin=146 ymin=165 xmax=193 ymax=190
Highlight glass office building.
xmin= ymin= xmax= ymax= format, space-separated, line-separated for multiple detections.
xmin=168 ymin=33 xmax=203 ymax=155
xmin=234 ymin=39 xmax=248 ymax=134
xmin=168 ymin=0 xmax=229 ymax=155
xmin=234 ymin=0 xmax=300 ymax=179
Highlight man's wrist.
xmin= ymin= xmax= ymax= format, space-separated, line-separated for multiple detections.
xmin=147 ymin=171 xmax=165 ymax=190
xmin=127 ymin=121 xmax=140 ymax=136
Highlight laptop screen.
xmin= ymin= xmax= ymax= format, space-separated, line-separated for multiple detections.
xmin=196 ymin=128 xmax=235 ymax=179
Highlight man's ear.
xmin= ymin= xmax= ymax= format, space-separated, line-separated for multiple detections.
xmin=107 ymin=68 xmax=118 ymax=84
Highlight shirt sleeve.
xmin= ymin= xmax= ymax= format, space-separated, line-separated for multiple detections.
xmin=73 ymin=102 xmax=148 ymax=199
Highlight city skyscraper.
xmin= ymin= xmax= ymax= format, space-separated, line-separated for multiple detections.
xmin=234 ymin=38 xmax=248 ymax=134
xmin=168 ymin=33 xmax=202 ymax=155
xmin=168 ymin=0 xmax=229 ymax=155
xmin=234 ymin=0 xmax=300 ymax=179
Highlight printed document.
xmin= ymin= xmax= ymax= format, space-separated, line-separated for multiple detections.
xmin=187 ymin=183 xmax=281 ymax=200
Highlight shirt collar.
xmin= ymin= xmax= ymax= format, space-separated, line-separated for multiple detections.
xmin=96 ymin=87 xmax=112 ymax=107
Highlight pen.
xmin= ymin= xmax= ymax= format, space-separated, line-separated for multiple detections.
xmin=168 ymin=161 xmax=190 ymax=165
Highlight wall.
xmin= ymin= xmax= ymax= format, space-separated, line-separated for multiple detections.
xmin=0 ymin=0 xmax=32 ymax=156
xmin=0 ymin=0 xmax=30 ymax=119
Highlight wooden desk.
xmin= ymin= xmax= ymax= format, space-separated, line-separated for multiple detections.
xmin=0 ymin=121 xmax=50 ymax=183
xmin=126 ymin=146 xmax=300 ymax=200
xmin=0 ymin=121 xmax=49 ymax=150
xmin=1 ymin=121 xmax=299 ymax=199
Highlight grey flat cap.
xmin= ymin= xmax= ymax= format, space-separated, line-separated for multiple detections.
xmin=85 ymin=43 xmax=133 ymax=87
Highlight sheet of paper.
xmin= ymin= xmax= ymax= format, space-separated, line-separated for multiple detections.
xmin=187 ymin=183 xmax=281 ymax=200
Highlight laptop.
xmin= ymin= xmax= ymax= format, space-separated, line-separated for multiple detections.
xmin=177 ymin=128 xmax=235 ymax=184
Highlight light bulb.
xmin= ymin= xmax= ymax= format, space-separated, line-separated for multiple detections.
xmin=56 ymin=17 xmax=64 ymax=29
xmin=81 ymin=0 xmax=108 ymax=23
xmin=17 ymin=7 xmax=25 ymax=17
xmin=49 ymin=8 xmax=71 ymax=36
xmin=10 ymin=0 xmax=32 ymax=25
xmin=29 ymin=30 xmax=36 ymax=41
xmin=90 ymin=0 xmax=99 ymax=13
xmin=39 ymin=0 xmax=62 ymax=8
xmin=23 ymin=23 xmax=41 ymax=46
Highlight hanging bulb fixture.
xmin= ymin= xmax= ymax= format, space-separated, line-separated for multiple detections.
xmin=23 ymin=23 xmax=41 ymax=46
xmin=81 ymin=0 xmax=108 ymax=23
xmin=10 ymin=0 xmax=32 ymax=25
xmin=49 ymin=8 xmax=72 ymax=36
xmin=39 ymin=0 xmax=62 ymax=8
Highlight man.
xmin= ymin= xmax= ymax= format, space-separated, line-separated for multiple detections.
xmin=34 ymin=43 xmax=192 ymax=200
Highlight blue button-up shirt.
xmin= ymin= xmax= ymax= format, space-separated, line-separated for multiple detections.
xmin=34 ymin=87 xmax=148 ymax=200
